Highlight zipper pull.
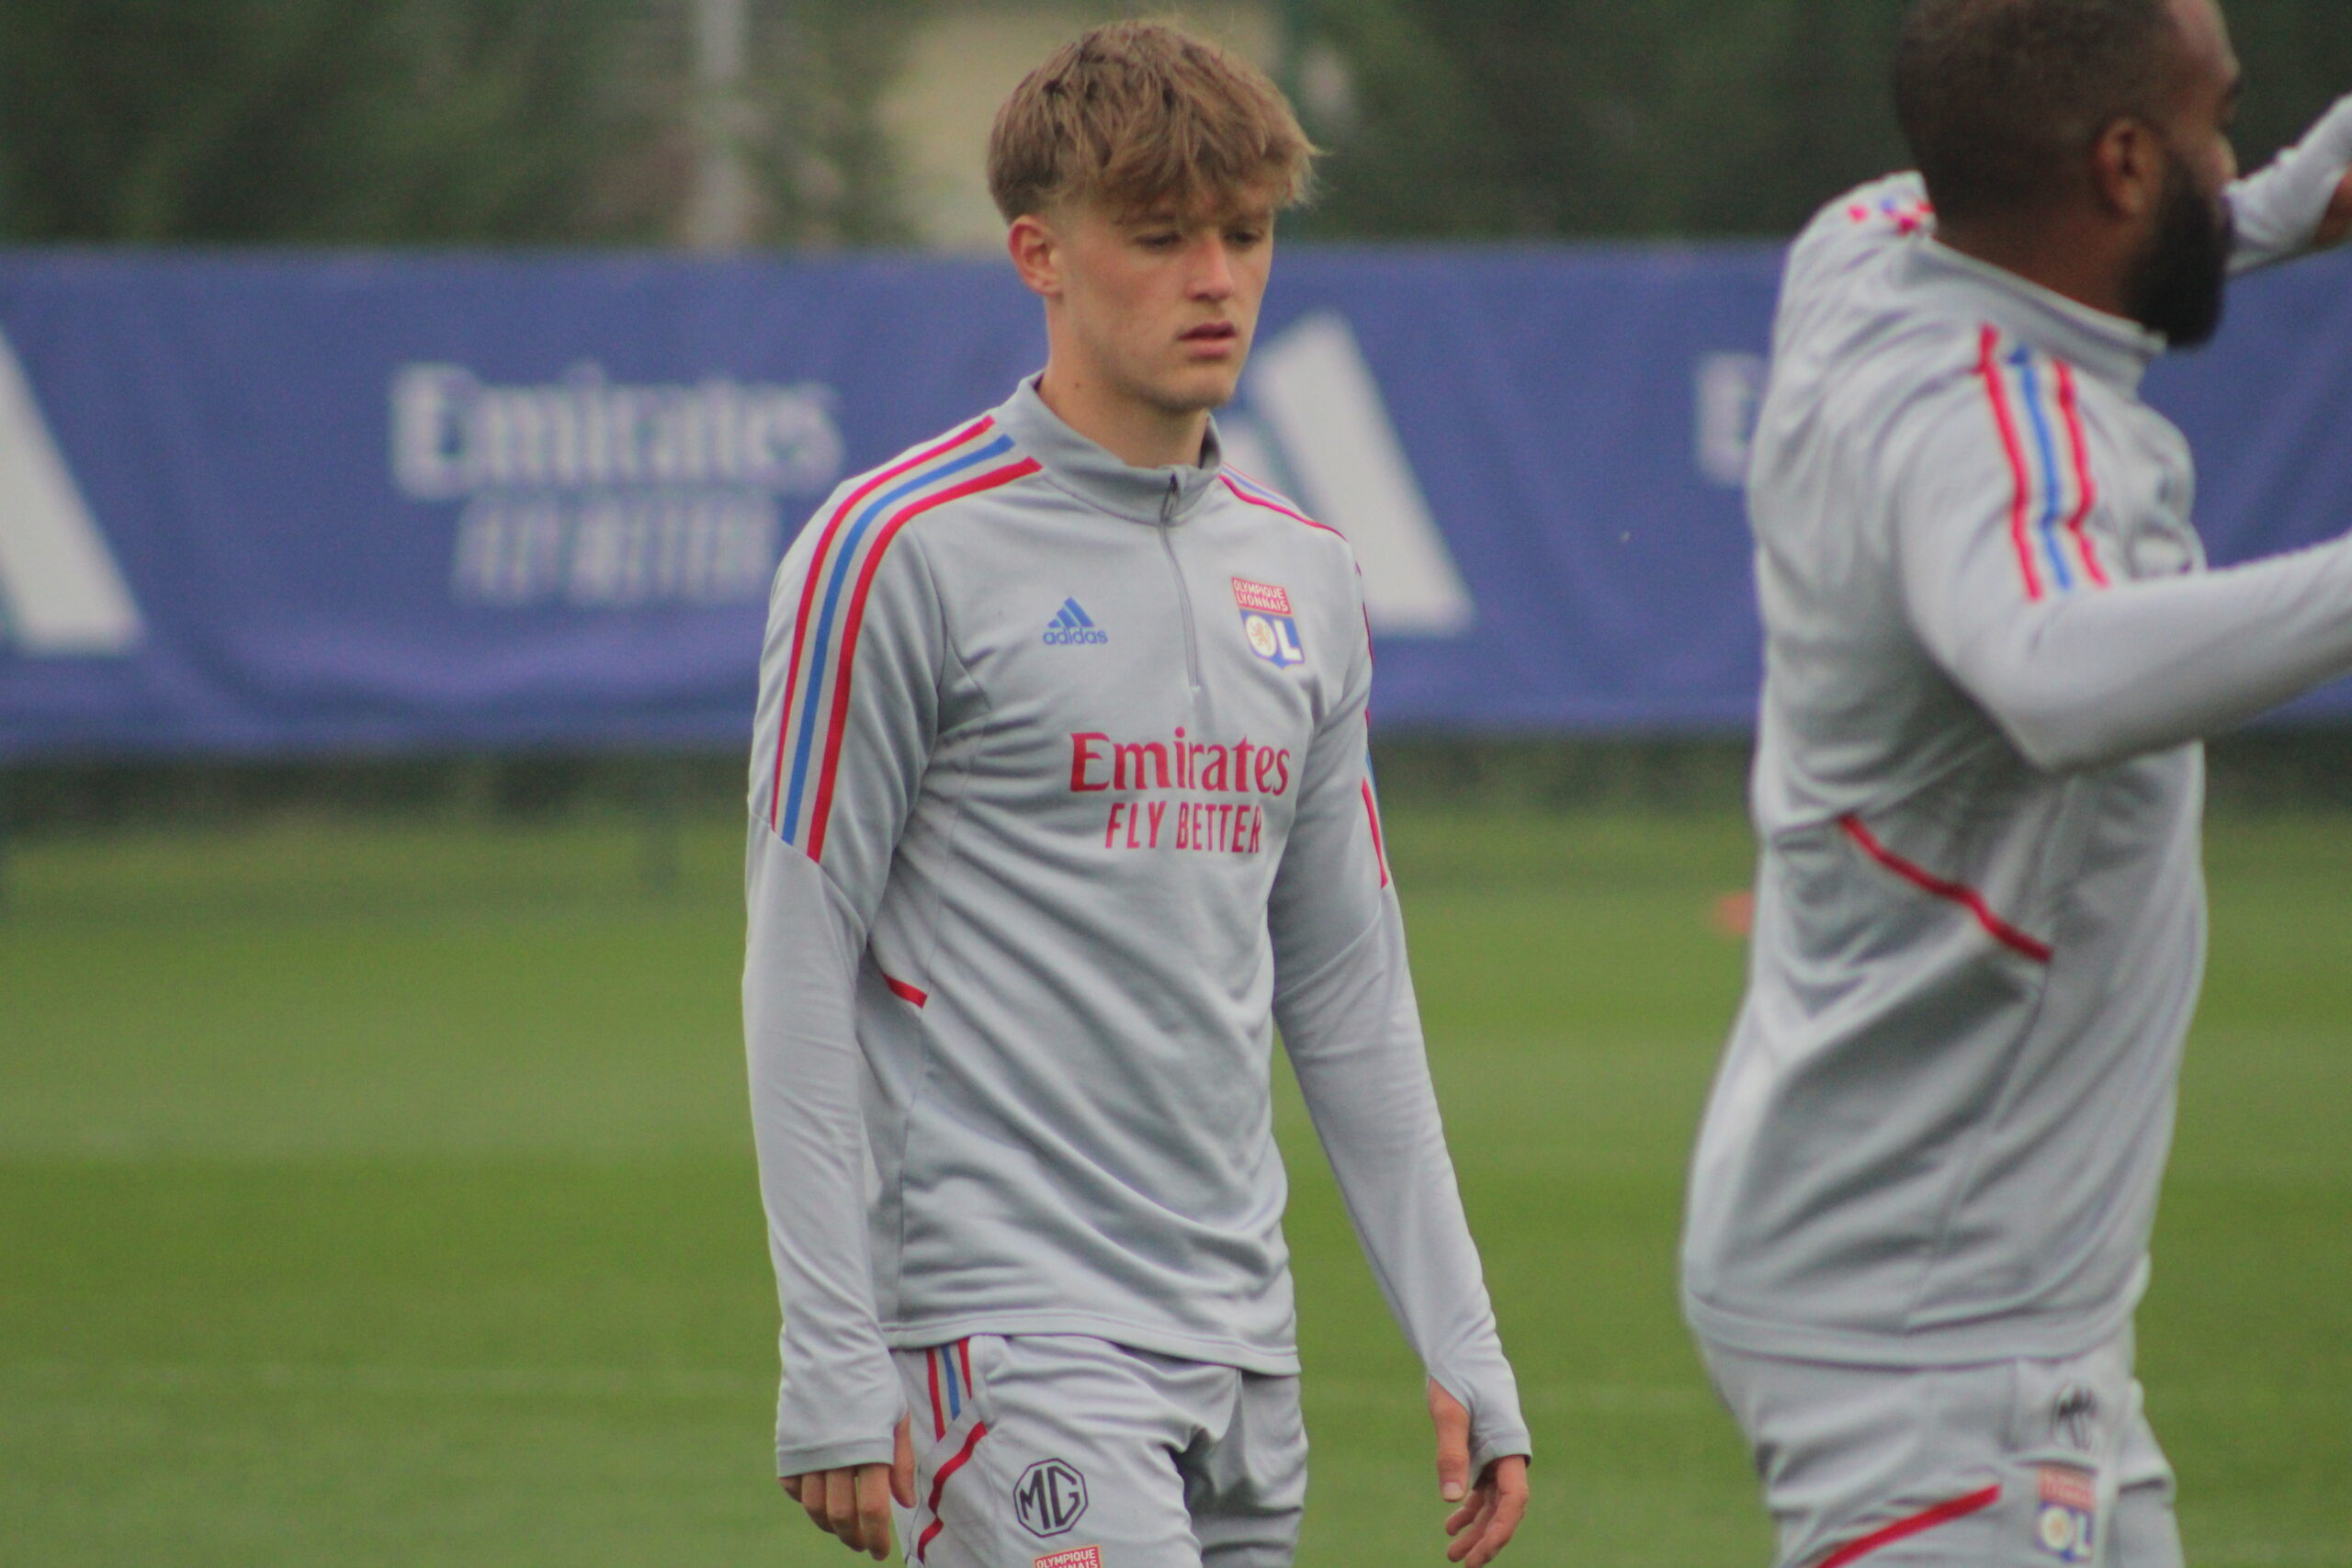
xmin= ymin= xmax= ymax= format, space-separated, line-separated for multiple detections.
xmin=1161 ymin=474 xmax=1180 ymax=525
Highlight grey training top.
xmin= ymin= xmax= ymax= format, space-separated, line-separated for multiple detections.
xmin=1684 ymin=100 xmax=2352 ymax=1368
xmin=745 ymin=378 xmax=1528 ymax=1475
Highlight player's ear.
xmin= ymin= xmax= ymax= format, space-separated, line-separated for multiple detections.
xmin=1007 ymin=210 xmax=1065 ymax=300
xmin=2090 ymin=117 xmax=2163 ymax=221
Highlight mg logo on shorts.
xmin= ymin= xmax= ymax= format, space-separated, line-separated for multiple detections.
xmin=1013 ymin=1458 xmax=1089 ymax=1538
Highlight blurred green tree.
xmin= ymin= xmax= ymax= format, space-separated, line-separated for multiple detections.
xmin=4 ymin=0 xmax=2348 ymax=245
xmin=0 ymin=0 xmax=926 ymax=245
xmin=1295 ymin=0 xmax=2352 ymax=240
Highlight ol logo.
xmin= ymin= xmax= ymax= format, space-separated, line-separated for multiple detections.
xmin=2034 ymin=1465 xmax=2097 ymax=1564
xmin=1233 ymin=577 xmax=1305 ymax=669
xmin=1013 ymin=1458 xmax=1089 ymax=1539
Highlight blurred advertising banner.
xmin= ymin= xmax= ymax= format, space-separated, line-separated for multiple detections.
xmin=5 ymin=245 xmax=2352 ymax=756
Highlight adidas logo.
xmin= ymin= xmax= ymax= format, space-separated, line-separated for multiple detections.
xmin=1042 ymin=597 xmax=1109 ymax=647
xmin=0 ymin=325 xmax=142 ymax=656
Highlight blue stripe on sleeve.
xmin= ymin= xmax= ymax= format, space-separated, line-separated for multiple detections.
xmin=2011 ymin=348 xmax=2074 ymax=594
xmin=778 ymin=434 xmax=1014 ymax=842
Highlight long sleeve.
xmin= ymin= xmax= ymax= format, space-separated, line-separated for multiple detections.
xmin=745 ymin=505 xmax=947 ymax=1477
xmin=1891 ymin=376 xmax=2352 ymax=775
xmin=2230 ymin=95 xmax=2352 ymax=274
xmin=1268 ymin=592 xmax=1531 ymax=1474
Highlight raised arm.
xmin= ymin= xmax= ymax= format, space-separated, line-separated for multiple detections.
xmin=2230 ymin=96 xmax=2352 ymax=272
xmin=746 ymin=502 xmax=945 ymax=1555
xmin=1268 ymin=574 xmax=1530 ymax=1563
xmin=1893 ymin=363 xmax=2352 ymax=774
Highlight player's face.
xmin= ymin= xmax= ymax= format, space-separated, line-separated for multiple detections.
xmin=1049 ymin=188 xmax=1277 ymax=416
xmin=2125 ymin=0 xmax=2242 ymax=344
xmin=2161 ymin=0 xmax=2242 ymax=204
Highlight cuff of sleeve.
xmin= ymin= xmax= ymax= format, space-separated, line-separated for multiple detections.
xmin=778 ymin=1435 xmax=898 ymax=1478
xmin=1470 ymin=1427 xmax=1534 ymax=1475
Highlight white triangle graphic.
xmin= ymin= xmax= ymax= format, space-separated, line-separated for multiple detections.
xmin=1229 ymin=310 xmax=1475 ymax=637
xmin=0 ymin=326 xmax=143 ymax=656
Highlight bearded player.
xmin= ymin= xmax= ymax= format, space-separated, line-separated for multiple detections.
xmin=744 ymin=22 xmax=1530 ymax=1568
xmin=1680 ymin=2 xmax=2352 ymax=1564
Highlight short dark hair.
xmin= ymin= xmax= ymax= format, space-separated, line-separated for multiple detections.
xmin=1894 ymin=0 xmax=2188 ymax=223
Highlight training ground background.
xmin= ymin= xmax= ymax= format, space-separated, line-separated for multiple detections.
xmin=4 ymin=794 xmax=2347 ymax=1567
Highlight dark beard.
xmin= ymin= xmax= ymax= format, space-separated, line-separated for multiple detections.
xmin=2124 ymin=152 xmax=2233 ymax=347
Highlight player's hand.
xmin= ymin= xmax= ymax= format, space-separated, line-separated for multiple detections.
xmin=780 ymin=1416 xmax=917 ymax=1561
xmin=1429 ymin=1379 xmax=1529 ymax=1568
xmin=2319 ymin=167 xmax=2352 ymax=250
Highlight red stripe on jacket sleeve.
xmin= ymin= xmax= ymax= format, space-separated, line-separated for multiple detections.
xmin=1220 ymin=471 xmax=1344 ymax=536
xmin=769 ymin=416 xmax=996 ymax=832
xmin=1839 ymin=817 xmax=2052 ymax=963
xmin=805 ymin=457 xmax=1041 ymax=863
xmin=1975 ymin=328 xmax=2044 ymax=603
xmin=2052 ymin=363 xmax=2111 ymax=589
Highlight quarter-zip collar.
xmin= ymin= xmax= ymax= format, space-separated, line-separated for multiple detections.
xmin=994 ymin=374 xmax=1227 ymax=525
xmin=1905 ymin=238 xmax=2165 ymax=394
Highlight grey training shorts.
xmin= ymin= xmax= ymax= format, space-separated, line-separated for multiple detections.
xmin=1701 ymin=1325 xmax=2181 ymax=1568
xmin=893 ymin=1334 xmax=1306 ymax=1568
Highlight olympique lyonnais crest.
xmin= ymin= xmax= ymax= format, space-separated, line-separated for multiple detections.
xmin=1233 ymin=577 xmax=1305 ymax=668
xmin=2034 ymin=1464 xmax=2098 ymax=1563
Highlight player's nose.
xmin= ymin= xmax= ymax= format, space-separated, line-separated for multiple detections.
xmin=1189 ymin=236 xmax=1238 ymax=299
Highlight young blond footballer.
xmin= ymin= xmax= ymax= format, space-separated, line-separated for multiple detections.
xmin=743 ymin=21 xmax=1531 ymax=1568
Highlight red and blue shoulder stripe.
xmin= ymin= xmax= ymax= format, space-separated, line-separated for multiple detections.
xmin=1219 ymin=467 xmax=1343 ymax=537
xmin=1975 ymin=326 xmax=2109 ymax=602
xmin=767 ymin=417 xmax=1039 ymax=855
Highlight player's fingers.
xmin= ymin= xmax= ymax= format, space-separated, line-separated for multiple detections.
xmin=1443 ymin=1478 xmax=1487 ymax=1537
xmin=857 ymin=1463 xmax=894 ymax=1561
xmin=1445 ymin=1486 xmax=1498 ymax=1562
xmin=797 ymin=1471 xmax=835 ymax=1535
xmin=893 ymin=1416 xmax=919 ymax=1507
xmin=1453 ymin=1460 xmax=1528 ymax=1568
xmin=824 ymin=1467 xmax=863 ymax=1546
xmin=1428 ymin=1379 xmax=1472 ymax=1504
xmin=780 ymin=1473 xmax=802 ymax=1503
xmin=1468 ymin=1467 xmax=1530 ymax=1568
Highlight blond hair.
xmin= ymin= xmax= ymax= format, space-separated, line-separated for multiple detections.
xmin=987 ymin=20 xmax=1317 ymax=221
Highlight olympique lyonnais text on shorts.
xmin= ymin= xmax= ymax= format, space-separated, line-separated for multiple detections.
xmin=1701 ymin=1326 xmax=2180 ymax=1568
xmin=891 ymin=1335 xmax=1306 ymax=1568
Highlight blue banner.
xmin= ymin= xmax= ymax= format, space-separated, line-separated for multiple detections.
xmin=4 ymin=243 xmax=2351 ymax=757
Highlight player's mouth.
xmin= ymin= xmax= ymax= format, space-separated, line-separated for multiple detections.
xmin=1180 ymin=321 xmax=1240 ymax=356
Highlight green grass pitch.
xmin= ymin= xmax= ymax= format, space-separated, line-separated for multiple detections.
xmin=3 ymin=805 xmax=2347 ymax=1566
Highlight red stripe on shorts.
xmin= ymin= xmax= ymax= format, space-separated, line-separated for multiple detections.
xmin=1816 ymin=1484 xmax=2003 ymax=1568
xmin=915 ymin=1420 xmax=989 ymax=1562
